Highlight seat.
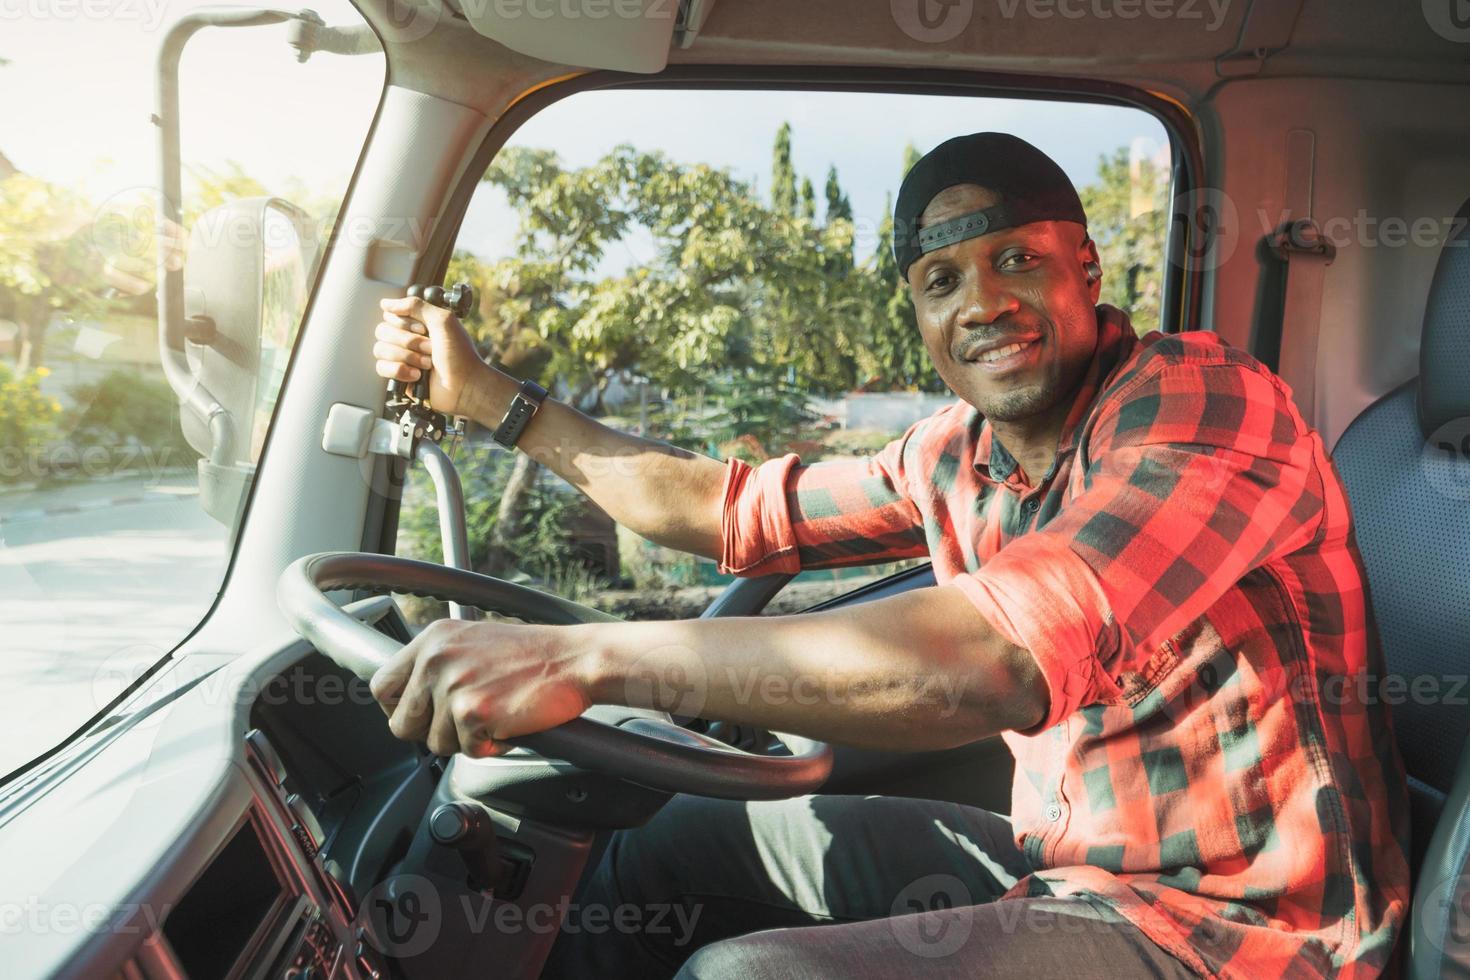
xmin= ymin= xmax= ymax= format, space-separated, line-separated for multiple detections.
xmin=1333 ymin=195 xmax=1470 ymax=979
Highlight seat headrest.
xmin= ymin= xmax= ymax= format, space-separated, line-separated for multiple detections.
xmin=1417 ymin=196 xmax=1470 ymax=437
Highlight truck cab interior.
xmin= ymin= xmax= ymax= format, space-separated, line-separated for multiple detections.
xmin=2 ymin=1 xmax=1469 ymax=978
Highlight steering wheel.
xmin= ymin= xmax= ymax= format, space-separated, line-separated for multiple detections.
xmin=276 ymin=552 xmax=833 ymax=800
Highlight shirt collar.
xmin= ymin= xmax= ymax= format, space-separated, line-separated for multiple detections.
xmin=974 ymin=305 xmax=1138 ymax=485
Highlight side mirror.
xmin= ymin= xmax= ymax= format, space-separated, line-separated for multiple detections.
xmin=170 ymin=197 xmax=312 ymax=525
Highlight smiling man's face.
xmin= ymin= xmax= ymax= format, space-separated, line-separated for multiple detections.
xmin=906 ymin=184 xmax=1102 ymax=422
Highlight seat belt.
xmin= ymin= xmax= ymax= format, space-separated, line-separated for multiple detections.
xmin=1262 ymin=129 xmax=1335 ymax=428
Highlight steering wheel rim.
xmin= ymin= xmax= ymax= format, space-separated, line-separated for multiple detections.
xmin=276 ymin=552 xmax=833 ymax=800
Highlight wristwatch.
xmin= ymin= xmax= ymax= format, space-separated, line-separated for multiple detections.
xmin=491 ymin=379 xmax=549 ymax=449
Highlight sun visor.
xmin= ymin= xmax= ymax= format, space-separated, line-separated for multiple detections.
xmin=461 ymin=0 xmax=696 ymax=73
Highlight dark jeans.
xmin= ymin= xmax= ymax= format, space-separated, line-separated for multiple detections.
xmin=542 ymin=794 xmax=1197 ymax=979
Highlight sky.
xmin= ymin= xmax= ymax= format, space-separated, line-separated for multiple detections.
xmin=1 ymin=1 xmax=1168 ymax=268
xmin=0 ymin=0 xmax=385 ymax=203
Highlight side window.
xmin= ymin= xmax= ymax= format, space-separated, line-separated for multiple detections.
xmin=0 ymin=4 xmax=383 ymax=781
xmin=394 ymin=89 xmax=1171 ymax=623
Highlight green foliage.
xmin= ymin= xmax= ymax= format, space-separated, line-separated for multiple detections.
xmin=651 ymin=377 xmax=820 ymax=462
xmin=824 ymin=165 xmax=853 ymax=224
xmin=820 ymin=427 xmax=900 ymax=459
xmin=462 ymin=129 xmax=1167 ymax=416
xmin=0 ymin=173 xmax=119 ymax=370
xmin=0 ymin=158 xmax=340 ymax=374
xmin=0 ymin=363 xmax=59 ymax=476
xmin=0 ymin=175 xmax=97 ymax=300
xmin=183 ymin=162 xmax=272 ymax=223
xmin=901 ymin=142 xmax=922 ymax=178
xmin=866 ymin=186 xmax=943 ymax=392
xmin=1079 ymin=148 xmax=1169 ymax=335
xmin=467 ymin=142 xmax=900 ymax=403
xmin=65 ymin=369 xmax=192 ymax=454
xmin=413 ymin=127 xmax=1169 ymax=603
xmin=771 ymin=122 xmax=797 ymax=217
xmin=398 ymin=442 xmax=598 ymax=581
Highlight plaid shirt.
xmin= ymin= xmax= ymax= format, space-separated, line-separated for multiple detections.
xmin=719 ymin=306 xmax=1411 ymax=979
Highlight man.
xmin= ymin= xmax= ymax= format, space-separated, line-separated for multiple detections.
xmin=370 ymin=133 xmax=1409 ymax=978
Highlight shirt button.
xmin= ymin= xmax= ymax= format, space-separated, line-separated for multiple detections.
xmin=1044 ymin=803 xmax=1062 ymax=822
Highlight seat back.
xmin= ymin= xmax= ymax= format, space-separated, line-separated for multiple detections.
xmin=1333 ymin=196 xmax=1470 ymax=978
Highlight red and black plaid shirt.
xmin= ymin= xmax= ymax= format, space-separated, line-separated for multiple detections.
xmin=719 ymin=305 xmax=1411 ymax=978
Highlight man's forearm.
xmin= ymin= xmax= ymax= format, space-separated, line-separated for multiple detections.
xmin=574 ymin=584 xmax=1048 ymax=751
xmin=460 ymin=365 xmax=727 ymax=558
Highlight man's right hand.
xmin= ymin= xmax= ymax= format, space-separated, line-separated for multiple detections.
xmin=373 ymin=294 xmax=498 ymax=419
xmin=372 ymin=290 xmax=727 ymax=560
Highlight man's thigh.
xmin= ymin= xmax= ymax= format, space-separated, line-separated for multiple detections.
xmin=544 ymin=793 xmax=1034 ymax=978
xmin=675 ymin=897 xmax=1198 ymax=980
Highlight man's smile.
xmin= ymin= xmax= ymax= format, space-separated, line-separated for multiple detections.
xmin=959 ymin=332 xmax=1044 ymax=374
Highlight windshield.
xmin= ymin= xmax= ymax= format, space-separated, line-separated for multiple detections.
xmin=395 ymin=89 xmax=1171 ymax=622
xmin=0 ymin=2 xmax=385 ymax=781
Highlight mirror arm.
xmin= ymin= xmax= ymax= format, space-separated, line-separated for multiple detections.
xmin=156 ymin=8 xmax=301 ymax=355
xmin=154 ymin=7 xmax=334 ymax=468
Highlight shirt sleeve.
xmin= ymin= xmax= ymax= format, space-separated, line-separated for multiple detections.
xmin=956 ymin=359 xmax=1325 ymax=731
xmin=719 ymin=422 xmax=931 ymax=577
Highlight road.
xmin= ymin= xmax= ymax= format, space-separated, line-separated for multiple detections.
xmin=0 ymin=475 xmax=228 ymax=779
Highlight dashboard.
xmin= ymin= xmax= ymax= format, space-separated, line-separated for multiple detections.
xmin=0 ymin=597 xmax=435 ymax=980
xmin=0 ymin=566 xmax=1008 ymax=980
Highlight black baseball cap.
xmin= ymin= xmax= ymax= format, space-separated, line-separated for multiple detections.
xmin=893 ymin=132 xmax=1088 ymax=279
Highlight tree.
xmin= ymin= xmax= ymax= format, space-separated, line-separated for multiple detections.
xmin=0 ymin=172 xmax=115 ymax=371
xmin=901 ymin=141 xmax=922 ymax=178
xmin=770 ymin=122 xmax=797 ymax=217
xmin=447 ymin=132 xmax=1170 ymax=573
xmin=1078 ymin=147 xmax=1168 ymax=335
xmin=867 ymin=189 xmax=941 ymax=392
xmin=821 ymin=164 xmax=854 ymax=276
xmin=824 ymin=165 xmax=853 ymax=224
xmin=799 ymin=177 xmax=816 ymax=222
xmin=460 ymin=141 xmax=888 ymax=572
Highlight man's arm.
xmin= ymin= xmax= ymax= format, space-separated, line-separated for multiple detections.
xmin=368 ymin=583 xmax=1048 ymax=757
xmin=374 ymin=295 xmax=727 ymax=558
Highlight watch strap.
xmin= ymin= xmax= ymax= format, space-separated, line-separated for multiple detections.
xmin=492 ymin=379 xmax=548 ymax=449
